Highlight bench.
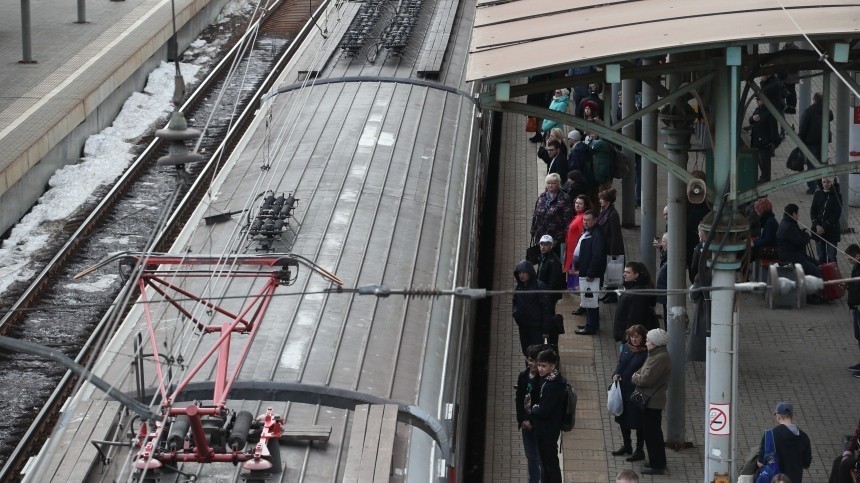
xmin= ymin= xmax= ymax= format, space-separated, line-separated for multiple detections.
xmin=343 ymin=404 xmax=398 ymax=482
xmin=415 ymin=0 xmax=460 ymax=78
xmin=281 ymin=424 xmax=332 ymax=444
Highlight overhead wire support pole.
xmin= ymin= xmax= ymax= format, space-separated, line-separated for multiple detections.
xmin=661 ymin=56 xmax=693 ymax=449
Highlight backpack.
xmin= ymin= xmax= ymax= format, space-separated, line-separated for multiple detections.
xmin=561 ymin=383 xmax=577 ymax=431
xmin=611 ymin=149 xmax=630 ymax=179
xmin=590 ymin=140 xmax=613 ymax=184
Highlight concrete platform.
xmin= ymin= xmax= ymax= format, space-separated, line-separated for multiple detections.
xmin=484 ymin=99 xmax=859 ymax=482
xmin=0 ymin=0 xmax=231 ymax=235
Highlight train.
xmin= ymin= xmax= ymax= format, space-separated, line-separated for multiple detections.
xmin=24 ymin=0 xmax=491 ymax=480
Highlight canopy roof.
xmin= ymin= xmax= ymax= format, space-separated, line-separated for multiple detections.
xmin=467 ymin=0 xmax=860 ymax=82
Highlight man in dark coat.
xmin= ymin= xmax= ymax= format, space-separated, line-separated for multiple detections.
xmin=567 ymin=131 xmax=593 ymax=185
xmin=798 ymin=92 xmax=834 ymax=193
xmin=527 ymin=349 xmax=568 ymax=483
xmin=757 ymin=402 xmax=812 ymax=483
xmin=749 ymin=97 xmax=781 ymax=182
xmin=810 ymin=177 xmax=842 ymax=263
xmin=542 ymin=140 xmax=567 ymax=179
xmin=536 ymin=235 xmax=565 ymax=304
xmin=776 ymin=203 xmax=820 ymax=277
xmin=574 ymin=211 xmax=606 ymax=335
xmin=513 ymin=260 xmax=555 ymax=356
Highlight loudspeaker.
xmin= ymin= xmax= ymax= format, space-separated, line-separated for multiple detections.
xmin=687 ymin=178 xmax=707 ymax=204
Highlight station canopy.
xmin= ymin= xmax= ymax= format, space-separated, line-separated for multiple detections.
xmin=467 ymin=0 xmax=860 ymax=83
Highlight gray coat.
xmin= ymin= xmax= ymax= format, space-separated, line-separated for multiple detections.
xmin=631 ymin=345 xmax=671 ymax=409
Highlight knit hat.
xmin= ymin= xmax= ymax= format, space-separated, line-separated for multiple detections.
xmin=646 ymin=328 xmax=669 ymax=347
xmin=774 ymin=401 xmax=794 ymax=418
xmin=568 ymin=130 xmax=581 ymax=142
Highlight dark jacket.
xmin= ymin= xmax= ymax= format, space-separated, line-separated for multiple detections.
xmin=656 ymin=260 xmax=667 ymax=306
xmin=574 ymin=226 xmax=607 ymax=279
xmin=798 ymin=100 xmax=833 ymax=147
xmin=613 ymin=278 xmax=656 ymax=341
xmin=757 ymin=424 xmax=812 ymax=483
xmin=612 ymin=343 xmax=647 ymax=429
xmin=512 ymin=261 xmax=554 ymax=334
xmin=847 ymin=262 xmax=860 ymax=308
xmin=516 ymin=368 xmax=541 ymax=426
xmin=531 ymin=190 xmax=574 ymax=244
xmin=597 ymin=204 xmax=624 ymax=257
xmin=631 ymin=345 xmax=671 ymax=410
xmin=776 ymin=213 xmax=811 ymax=264
xmin=753 ymin=211 xmax=778 ymax=248
xmin=749 ymin=106 xmax=781 ymax=150
xmin=810 ymin=188 xmax=842 ymax=244
xmin=541 ymin=152 xmax=568 ymax=179
xmin=537 ymin=251 xmax=565 ymax=303
xmin=528 ymin=371 xmax=568 ymax=440
xmin=568 ymin=141 xmax=591 ymax=177
xmin=538 ymin=142 xmax=568 ymax=163
xmin=760 ymin=74 xmax=786 ymax=112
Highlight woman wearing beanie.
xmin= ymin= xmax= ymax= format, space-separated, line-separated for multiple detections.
xmin=631 ymin=328 xmax=671 ymax=475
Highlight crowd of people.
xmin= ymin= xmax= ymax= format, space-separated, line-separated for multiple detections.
xmin=512 ymin=55 xmax=860 ymax=482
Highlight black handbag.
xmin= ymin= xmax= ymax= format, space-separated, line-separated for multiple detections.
xmin=630 ymin=381 xmax=666 ymax=410
xmin=629 ymin=389 xmax=650 ymax=410
xmin=786 ymin=147 xmax=805 ymax=172
xmin=526 ymin=243 xmax=541 ymax=265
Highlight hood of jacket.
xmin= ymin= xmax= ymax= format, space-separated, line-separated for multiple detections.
xmin=514 ymin=260 xmax=538 ymax=286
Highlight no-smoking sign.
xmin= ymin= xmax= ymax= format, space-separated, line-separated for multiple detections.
xmin=709 ymin=403 xmax=730 ymax=435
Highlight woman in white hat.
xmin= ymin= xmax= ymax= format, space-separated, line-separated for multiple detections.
xmin=631 ymin=328 xmax=671 ymax=475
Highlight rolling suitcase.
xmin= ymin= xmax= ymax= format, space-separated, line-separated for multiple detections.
xmin=819 ymin=261 xmax=844 ymax=300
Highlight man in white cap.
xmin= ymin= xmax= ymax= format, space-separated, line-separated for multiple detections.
xmin=567 ymin=130 xmax=590 ymax=181
xmin=536 ymin=235 xmax=565 ymax=314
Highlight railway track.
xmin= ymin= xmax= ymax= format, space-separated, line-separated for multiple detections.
xmin=0 ymin=0 xmax=327 ymax=478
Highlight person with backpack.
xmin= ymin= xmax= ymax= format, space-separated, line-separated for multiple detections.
xmin=527 ymin=348 xmax=568 ymax=483
xmin=756 ymin=402 xmax=812 ymax=483
xmin=589 ymin=128 xmax=615 ymax=194
xmin=631 ymin=328 xmax=671 ymax=475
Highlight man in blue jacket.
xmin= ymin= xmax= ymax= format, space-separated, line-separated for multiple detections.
xmin=574 ymin=211 xmax=606 ymax=334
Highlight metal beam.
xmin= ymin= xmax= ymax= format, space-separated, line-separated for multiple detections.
xmin=736 ymin=160 xmax=860 ymax=204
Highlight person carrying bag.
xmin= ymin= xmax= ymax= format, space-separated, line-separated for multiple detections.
xmin=755 ymin=429 xmax=780 ymax=483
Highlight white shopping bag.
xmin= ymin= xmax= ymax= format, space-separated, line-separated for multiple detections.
xmin=607 ymin=381 xmax=624 ymax=417
xmin=580 ymin=278 xmax=600 ymax=308
xmin=604 ymin=255 xmax=625 ymax=287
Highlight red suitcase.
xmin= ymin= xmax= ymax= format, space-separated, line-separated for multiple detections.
xmin=819 ymin=261 xmax=844 ymax=300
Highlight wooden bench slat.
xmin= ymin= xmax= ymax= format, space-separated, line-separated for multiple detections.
xmin=357 ymin=405 xmax=385 ymax=482
xmin=344 ymin=404 xmax=370 ymax=482
xmin=373 ymin=404 xmax=398 ymax=482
